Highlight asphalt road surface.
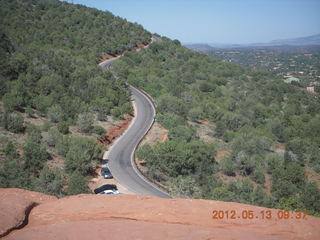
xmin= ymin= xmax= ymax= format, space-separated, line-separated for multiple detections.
xmin=98 ymin=55 xmax=121 ymax=68
xmin=106 ymin=85 xmax=171 ymax=198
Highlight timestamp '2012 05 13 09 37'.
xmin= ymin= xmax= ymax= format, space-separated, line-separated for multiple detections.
xmin=212 ymin=210 xmax=308 ymax=220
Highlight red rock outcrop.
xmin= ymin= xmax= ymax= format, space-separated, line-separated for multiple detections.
xmin=0 ymin=188 xmax=57 ymax=238
xmin=1 ymin=188 xmax=319 ymax=240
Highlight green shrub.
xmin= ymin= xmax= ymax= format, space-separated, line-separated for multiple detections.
xmin=3 ymin=111 xmax=24 ymax=133
xmin=67 ymin=171 xmax=90 ymax=195
xmin=56 ymin=136 xmax=70 ymax=157
xmin=57 ymin=121 xmax=69 ymax=134
xmin=92 ymin=125 xmax=105 ymax=137
xmin=35 ymin=166 xmax=65 ymax=197
xmin=46 ymin=127 xmax=62 ymax=147
xmin=41 ymin=121 xmax=51 ymax=132
xmin=47 ymin=105 xmax=64 ymax=123
xmin=220 ymin=157 xmax=236 ymax=176
xmin=77 ymin=112 xmax=94 ymax=133
xmin=251 ymin=169 xmax=265 ymax=184
xmin=65 ymin=136 xmax=103 ymax=175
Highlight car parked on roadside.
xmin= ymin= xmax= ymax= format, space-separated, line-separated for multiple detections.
xmin=98 ymin=189 xmax=121 ymax=195
xmin=94 ymin=184 xmax=117 ymax=194
xmin=102 ymin=158 xmax=109 ymax=164
xmin=101 ymin=167 xmax=113 ymax=179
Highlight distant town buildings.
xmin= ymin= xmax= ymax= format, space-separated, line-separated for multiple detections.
xmin=284 ymin=77 xmax=300 ymax=84
xmin=306 ymin=86 xmax=316 ymax=94
xmin=306 ymin=81 xmax=319 ymax=94
xmin=206 ymin=46 xmax=320 ymax=86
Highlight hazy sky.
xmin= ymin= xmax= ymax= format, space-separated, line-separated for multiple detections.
xmin=70 ymin=0 xmax=320 ymax=44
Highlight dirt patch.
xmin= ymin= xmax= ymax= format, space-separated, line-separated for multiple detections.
xmin=306 ymin=166 xmax=320 ymax=188
xmin=189 ymin=120 xmax=215 ymax=143
xmin=23 ymin=114 xmax=47 ymax=127
xmin=139 ymin=122 xmax=168 ymax=146
xmin=190 ymin=119 xmax=231 ymax=164
xmin=215 ymin=150 xmax=229 ymax=162
xmin=264 ymin=174 xmax=272 ymax=194
xmin=190 ymin=120 xmax=229 ymax=149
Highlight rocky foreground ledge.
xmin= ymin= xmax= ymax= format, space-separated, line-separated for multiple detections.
xmin=0 ymin=188 xmax=319 ymax=240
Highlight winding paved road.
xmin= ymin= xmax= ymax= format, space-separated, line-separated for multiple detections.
xmin=105 ymin=86 xmax=170 ymax=198
xmin=99 ymin=37 xmax=169 ymax=198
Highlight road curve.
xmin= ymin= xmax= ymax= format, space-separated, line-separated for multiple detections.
xmin=98 ymin=56 xmax=121 ymax=68
xmin=106 ymin=85 xmax=171 ymax=198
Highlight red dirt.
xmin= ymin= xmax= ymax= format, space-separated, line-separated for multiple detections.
xmin=99 ymin=41 xmax=150 ymax=63
xmin=274 ymin=143 xmax=286 ymax=150
xmin=98 ymin=116 xmax=132 ymax=146
xmin=200 ymin=119 xmax=210 ymax=124
xmin=160 ymin=133 xmax=168 ymax=142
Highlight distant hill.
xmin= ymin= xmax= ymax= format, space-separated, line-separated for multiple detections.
xmin=269 ymin=34 xmax=320 ymax=46
xmin=183 ymin=43 xmax=215 ymax=52
xmin=184 ymin=33 xmax=320 ymax=49
xmin=253 ymin=33 xmax=320 ymax=47
xmin=184 ymin=43 xmax=243 ymax=50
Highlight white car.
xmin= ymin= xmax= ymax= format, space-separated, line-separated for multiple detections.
xmin=99 ymin=190 xmax=121 ymax=195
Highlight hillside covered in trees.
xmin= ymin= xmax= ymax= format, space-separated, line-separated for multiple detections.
xmin=1 ymin=0 xmax=320 ymax=216
xmin=0 ymin=0 xmax=150 ymax=195
xmin=113 ymin=39 xmax=320 ymax=216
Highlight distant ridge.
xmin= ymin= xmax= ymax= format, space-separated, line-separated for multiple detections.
xmin=266 ymin=33 xmax=320 ymax=46
xmin=184 ymin=33 xmax=320 ymax=49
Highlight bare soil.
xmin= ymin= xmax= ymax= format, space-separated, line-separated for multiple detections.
xmin=139 ymin=122 xmax=168 ymax=146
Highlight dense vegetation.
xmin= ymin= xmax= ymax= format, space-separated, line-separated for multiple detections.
xmin=113 ymin=39 xmax=320 ymax=215
xmin=0 ymin=126 xmax=103 ymax=196
xmin=0 ymin=0 xmax=150 ymax=121
xmin=0 ymin=0 xmax=150 ymax=195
